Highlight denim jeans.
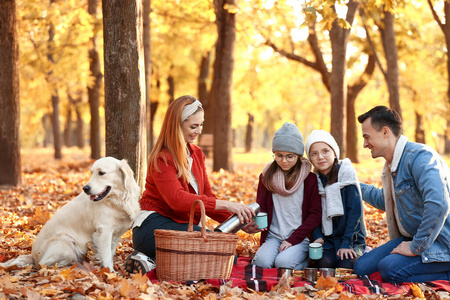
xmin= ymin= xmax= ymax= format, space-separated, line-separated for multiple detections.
xmin=132 ymin=212 xmax=202 ymax=259
xmin=253 ymin=233 xmax=310 ymax=270
xmin=354 ymin=237 xmax=450 ymax=283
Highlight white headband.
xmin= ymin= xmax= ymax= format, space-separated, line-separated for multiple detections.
xmin=181 ymin=99 xmax=202 ymax=122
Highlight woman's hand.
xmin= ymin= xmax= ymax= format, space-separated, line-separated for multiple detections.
xmin=216 ymin=200 xmax=255 ymax=224
xmin=391 ymin=241 xmax=417 ymax=256
xmin=241 ymin=221 xmax=265 ymax=234
xmin=279 ymin=241 xmax=292 ymax=252
xmin=313 ymin=238 xmax=325 ymax=245
xmin=337 ymin=248 xmax=357 ymax=260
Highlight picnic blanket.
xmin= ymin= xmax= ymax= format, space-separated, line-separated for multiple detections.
xmin=146 ymin=256 xmax=450 ymax=295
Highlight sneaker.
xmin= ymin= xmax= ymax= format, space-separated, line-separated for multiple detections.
xmin=125 ymin=251 xmax=156 ymax=274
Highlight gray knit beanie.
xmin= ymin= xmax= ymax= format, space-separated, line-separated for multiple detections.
xmin=272 ymin=122 xmax=304 ymax=156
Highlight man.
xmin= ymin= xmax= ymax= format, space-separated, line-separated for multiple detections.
xmin=353 ymin=106 xmax=450 ymax=283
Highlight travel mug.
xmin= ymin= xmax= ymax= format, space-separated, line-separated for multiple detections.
xmin=309 ymin=242 xmax=323 ymax=260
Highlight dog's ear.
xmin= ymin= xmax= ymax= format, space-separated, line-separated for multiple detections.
xmin=119 ymin=159 xmax=136 ymax=190
xmin=119 ymin=159 xmax=141 ymax=219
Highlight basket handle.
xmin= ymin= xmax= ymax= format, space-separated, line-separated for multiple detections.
xmin=188 ymin=199 xmax=208 ymax=242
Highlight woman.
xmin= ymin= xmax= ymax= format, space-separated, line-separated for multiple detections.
xmin=252 ymin=122 xmax=322 ymax=270
xmin=305 ymin=130 xmax=366 ymax=269
xmin=126 ymin=95 xmax=255 ymax=273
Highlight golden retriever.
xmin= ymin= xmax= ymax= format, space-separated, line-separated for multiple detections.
xmin=0 ymin=157 xmax=141 ymax=271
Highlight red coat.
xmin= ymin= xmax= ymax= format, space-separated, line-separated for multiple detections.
xmin=140 ymin=143 xmax=231 ymax=224
xmin=257 ymin=172 xmax=322 ymax=246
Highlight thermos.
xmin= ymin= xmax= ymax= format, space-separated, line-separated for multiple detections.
xmin=214 ymin=202 xmax=260 ymax=233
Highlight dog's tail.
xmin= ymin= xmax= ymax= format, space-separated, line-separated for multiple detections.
xmin=0 ymin=255 xmax=34 ymax=270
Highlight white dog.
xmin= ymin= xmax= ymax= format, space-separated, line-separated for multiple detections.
xmin=0 ymin=157 xmax=141 ymax=271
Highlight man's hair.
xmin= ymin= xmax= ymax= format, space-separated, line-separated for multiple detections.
xmin=357 ymin=106 xmax=402 ymax=136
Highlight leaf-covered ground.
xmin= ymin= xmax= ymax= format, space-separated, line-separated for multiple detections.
xmin=0 ymin=149 xmax=445 ymax=299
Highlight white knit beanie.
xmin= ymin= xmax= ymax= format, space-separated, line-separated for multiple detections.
xmin=272 ymin=122 xmax=304 ymax=156
xmin=305 ymin=130 xmax=340 ymax=159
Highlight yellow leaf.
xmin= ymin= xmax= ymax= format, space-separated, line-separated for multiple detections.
xmin=410 ymin=283 xmax=425 ymax=300
xmin=337 ymin=18 xmax=351 ymax=29
xmin=223 ymin=3 xmax=238 ymax=14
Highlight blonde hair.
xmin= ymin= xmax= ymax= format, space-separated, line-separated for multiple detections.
xmin=149 ymin=95 xmax=203 ymax=183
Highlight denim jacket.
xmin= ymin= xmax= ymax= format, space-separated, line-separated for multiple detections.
xmin=313 ymin=180 xmax=366 ymax=256
xmin=360 ymin=141 xmax=450 ymax=263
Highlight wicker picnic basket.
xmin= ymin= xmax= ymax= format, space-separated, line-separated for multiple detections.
xmin=154 ymin=199 xmax=239 ymax=281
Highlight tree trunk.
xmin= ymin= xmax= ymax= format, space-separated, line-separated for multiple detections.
xmin=42 ymin=113 xmax=52 ymax=147
xmin=199 ymin=51 xmax=214 ymax=134
xmin=88 ymin=0 xmax=103 ymax=159
xmin=346 ymin=89 xmax=358 ymax=163
xmin=48 ymin=19 xmax=62 ymax=159
xmin=329 ymin=25 xmax=347 ymax=159
xmin=381 ymin=10 xmax=401 ymax=117
xmin=211 ymin=0 xmax=236 ymax=172
xmin=103 ymin=0 xmax=147 ymax=188
xmin=415 ymin=112 xmax=425 ymax=144
xmin=149 ymin=78 xmax=160 ymax=149
xmin=445 ymin=3 xmax=450 ymax=153
xmin=168 ymin=70 xmax=175 ymax=104
xmin=346 ymin=54 xmax=376 ymax=163
xmin=51 ymin=92 xmax=62 ymax=159
xmin=143 ymin=0 xmax=152 ymax=155
xmin=64 ymin=106 xmax=73 ymax=147
xmin=329 ymin=0 xmax=359 ymax=159
xmin=428 ymin=0 xmax=450 ymax=153
xmin=245 ymin=113 xmax=254 ymax=153
xmin=0 ymin=0 xmax=21 ymax=187
xmin=74 ymin=105 xmax=84 ymax=148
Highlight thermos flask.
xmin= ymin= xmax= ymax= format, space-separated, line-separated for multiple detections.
xmin=214 ymin=202 xmax=260 ymax=233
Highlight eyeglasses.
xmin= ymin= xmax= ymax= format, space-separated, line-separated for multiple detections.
xmin=309 ymin=149 xmax=333 ymax=160
xmin=273 ymin=153 xmax=298 ymax=162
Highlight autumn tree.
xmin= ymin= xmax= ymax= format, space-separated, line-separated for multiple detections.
xmin=362 ymin=2 xmax=401 ymax=117
xmin=18 ymin=0 xmax=92 ymax=156
xmin=263 ymin=1 xmax=374 ymax=161
xmin=210 ymin=0 xmax=237 ymax=172
xmin=87 ymin=0 xmax=103 ymax=159
xmin=147 ymin=0 xmax=216 ymax=145
xmin=102 ymin=0 xmax=147 ymax=188
xmin=428 ymin=0 xmax=450 ymax=153
xmin=47 ymin=4 xmax=62 ymax=159
xmin=143 ymin=0 xmax=152 ymax=153
xmin=0 ymin=0 xmax=21 ymax=187
xmin=198 ymin=51 xmax=213 ymax=134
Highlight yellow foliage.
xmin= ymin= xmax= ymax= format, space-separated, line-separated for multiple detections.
xmin=410 ymin=283 xmax=425 ymax=300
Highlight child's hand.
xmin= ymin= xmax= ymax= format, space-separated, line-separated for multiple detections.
xmin=279 ymin=241 xmax=292 ymax=252
xmin=241 ymin=221 xmax=264 ymax=234
xmin=313 ymin=238 xmax=324 ymax=245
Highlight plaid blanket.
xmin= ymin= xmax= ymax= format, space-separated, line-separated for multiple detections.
xmin=146 ymin=256 xmax=450 ymax=295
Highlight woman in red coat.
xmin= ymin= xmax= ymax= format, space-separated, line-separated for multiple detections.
xmin=125 ymin=95 xmax=255 ymax=273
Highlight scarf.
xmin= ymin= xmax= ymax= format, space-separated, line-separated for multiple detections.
xmin=317 ymin=158 xmax=363 ymax=236
xmin=262 ymin=157 xmax=312 ymax=196
xmin=381 ymin=135 xmax=411 ymax=240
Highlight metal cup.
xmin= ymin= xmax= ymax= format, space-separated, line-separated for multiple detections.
xmin=277 ymin=268 xmax=294 ymax=278
xmin=319 ymin=268 xmax=335 ymax=278
xmin=303 ymin=267 xmax=318 ymax=281
xmin=254 ymin=212 xmax=268 ymax=229
xmin=309 ymin=242 xmax=323 ymax=260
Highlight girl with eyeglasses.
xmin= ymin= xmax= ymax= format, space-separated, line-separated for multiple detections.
xmin=305 ymin=130 xmax=366 ymax=269
xmin=250 ymin=122 xmax=322 ymax=270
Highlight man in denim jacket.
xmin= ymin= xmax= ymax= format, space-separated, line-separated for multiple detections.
xmin=353 ymin=106 xmax=450 ymax=283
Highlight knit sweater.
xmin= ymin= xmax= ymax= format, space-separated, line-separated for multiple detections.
xmin=256 ymin=172 xmax=322 ymax=246
xmin=139 ymin=143 xmax=231 ymax=224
